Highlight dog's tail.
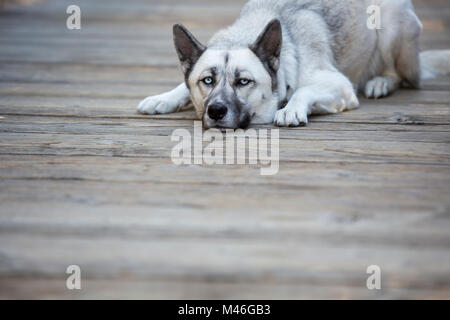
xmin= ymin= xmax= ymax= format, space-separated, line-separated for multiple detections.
xmin=420 ymin=50 xmax=450 ymax=80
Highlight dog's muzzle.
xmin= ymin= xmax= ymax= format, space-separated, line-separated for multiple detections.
xmin=207 ymin=103 xmax=228 ymax=121
xmin=203 ymin=102 xmax=250 ymax=130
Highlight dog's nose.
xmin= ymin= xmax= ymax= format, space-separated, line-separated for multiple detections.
xmin=207 ymin=103 xmax=228 ymax=120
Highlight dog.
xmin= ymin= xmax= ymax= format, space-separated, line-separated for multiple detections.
xmin=137 ymin=0 xmax=450 ymax=129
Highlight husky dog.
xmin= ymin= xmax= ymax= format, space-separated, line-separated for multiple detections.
xmin=137 ymin=0 xmax=450 ymax=128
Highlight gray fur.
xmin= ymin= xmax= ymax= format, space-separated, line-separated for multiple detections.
xmin=138 ymin=0 xmax=447 ymax=128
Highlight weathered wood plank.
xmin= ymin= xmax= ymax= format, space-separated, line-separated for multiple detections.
xmin=2 ymin=277 xmax=448 ymax=299
xmin=1 ymin=154 xmax=449 ymax=187
xmin=0 ymin=131 xmax=449 ymax=165
xmin=1 ymin=229 xmax=449 ymax=276
xmin=0 ymin=96 xmax=449 ymax=124
xmin=0 ymin=232 xmax=448 ymax=298
xmin=0 ymin=61 xmax=183 ymax=85
xmin=1 ymin=116 xmax=450 ymax=144
xmin=1 ymin=115 xmax=449 ymax=135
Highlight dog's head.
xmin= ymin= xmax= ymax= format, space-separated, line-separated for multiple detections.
xmin=173 ymin=20 xmax=282 ymax=129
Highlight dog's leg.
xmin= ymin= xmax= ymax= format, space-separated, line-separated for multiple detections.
xmin=274 ymin=70 xmax=359 ymax=127
xmin=365 ymin=0 xmax=422 ymax=98
xmin=364 ymin=32 xmax=402 ymax=99
xmin=365 ymin=72 xmax=400 ymax=99
xmin=137 ymin=83 xmax=191 ymax=115
xmin=394 ymin=5 xmax=422 ymax=88
xmin=274 ymin=10 xmax=359 ymax=127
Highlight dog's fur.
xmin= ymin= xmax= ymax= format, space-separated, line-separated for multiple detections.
xmin=138 ymin=0 xmax=450 ymax=128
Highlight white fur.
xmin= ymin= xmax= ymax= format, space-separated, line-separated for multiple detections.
xmin=137 ymin=83 xmax=190 ymax=115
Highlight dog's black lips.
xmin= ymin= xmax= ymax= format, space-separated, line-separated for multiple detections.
xmin=238 ymin=113 xmax=251 ymax=129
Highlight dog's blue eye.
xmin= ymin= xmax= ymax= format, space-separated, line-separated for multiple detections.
xmin=203 ymin=77 xmax=214 ymax=85
xmin=238 ymin=79 xmax=251 ymax=86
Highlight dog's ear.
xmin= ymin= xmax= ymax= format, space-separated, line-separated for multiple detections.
xmin=173 ymin=24 xmax=206 ymax=76
xmin=250 ymin=19 xmax=282 ymax=73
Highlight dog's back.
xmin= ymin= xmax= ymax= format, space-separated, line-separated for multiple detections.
xmin=211 ymin=0 xmax=423 ymax=90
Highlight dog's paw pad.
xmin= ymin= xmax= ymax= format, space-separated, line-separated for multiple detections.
xmin=365 ymin=77 xmax=390 ymax=99
xmin=274 ymin=108 xmax=308 ymax=127
xmin=137 ymin=96 xmax=176 ymax=115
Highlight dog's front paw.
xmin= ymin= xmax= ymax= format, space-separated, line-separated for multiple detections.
xmin=137 ymin=94 xmax=178 ymax=115
xmin=274 ymin=107 xmax=308 ymax=127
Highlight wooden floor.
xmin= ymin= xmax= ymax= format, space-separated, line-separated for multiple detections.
xmin=0 ymin=0 xmax=449 ymax=299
